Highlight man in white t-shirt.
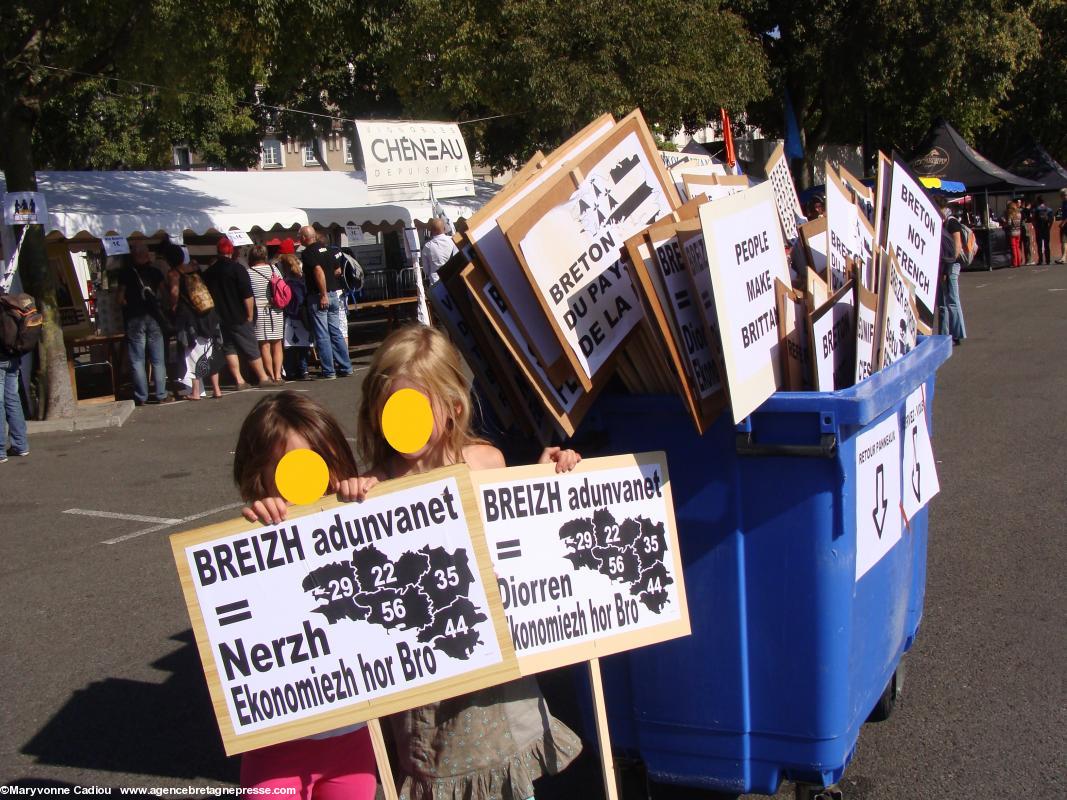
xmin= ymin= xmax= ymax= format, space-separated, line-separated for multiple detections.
xmin=419 ymin=218 xmax=458 ymax=285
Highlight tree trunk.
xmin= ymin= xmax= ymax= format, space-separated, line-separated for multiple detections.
xmin=1 ymin=104 xmax=77 ymax=420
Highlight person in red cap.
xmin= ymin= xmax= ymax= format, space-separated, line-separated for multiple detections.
xmin=277 ymin=238 xmax=296 ymax=256
xmin=203 ymin=236 xmax=272 ymax=388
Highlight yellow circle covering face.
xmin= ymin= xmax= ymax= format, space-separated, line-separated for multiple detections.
xmin=274 ymin=448 xmax=330 ymax=506
xmin=382 ymin=388 xmax=434 ymax=454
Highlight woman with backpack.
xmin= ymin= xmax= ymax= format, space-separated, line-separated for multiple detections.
xmin=277 ymin=249 xmax=313 ymax=380
xmin=246 ymin=244 xmax=285 ymax=383
xmin=163 ymin=245 xmax=223 ymax=400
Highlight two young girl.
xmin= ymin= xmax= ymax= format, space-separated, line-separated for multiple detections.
xmin=233 ymin=325 xmax=583 ymax=799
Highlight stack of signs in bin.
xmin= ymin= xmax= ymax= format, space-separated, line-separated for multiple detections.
xmin=472 ymin=452 xmax=689 ymax=673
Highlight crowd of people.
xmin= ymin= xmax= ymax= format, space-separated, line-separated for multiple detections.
xmin=116 ymin=226 xmax=358 ymax=405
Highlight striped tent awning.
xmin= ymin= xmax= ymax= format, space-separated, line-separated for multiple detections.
xmin=919 ymin=176 xmax=967 ymax=193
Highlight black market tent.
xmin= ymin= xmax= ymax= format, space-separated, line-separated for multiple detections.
xmin=909 ymin=118 xmax=1042 ymax=192
xmin=1005 ymin=140 xmax=1067 ymax=192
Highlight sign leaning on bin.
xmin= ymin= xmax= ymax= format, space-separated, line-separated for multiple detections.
xmin=854 ymin=414 xmax=903 ymax=581
xmin=902 ymin=385 xmax=940 ymax=521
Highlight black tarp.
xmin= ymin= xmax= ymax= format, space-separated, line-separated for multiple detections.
xmin=909 ymin=118 xmax=1042 ymax=191
xmin=1005 ymin=140 xmax=1067 ymax=192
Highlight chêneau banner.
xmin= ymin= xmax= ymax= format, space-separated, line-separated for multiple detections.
xmin=883 ymin=155 xmax=941 ymax=314
xmin=698 ymin=181 xmax=790 ymax=423
xmin=354 ymin=120 xmax=475 ymax=203
xmin=471 ymin=453 xmax=689 ymax=674
xmin=171 ymin=465 xmax=518 ymax=755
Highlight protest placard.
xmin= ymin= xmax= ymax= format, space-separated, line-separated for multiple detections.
xmin=460 ymin=260 xmax=596 ymax=437
xmin=763 ymin=142 xmax=804 ymax=242
xmin=872 ymin=152 xmax=893 ymax=283
xmin=840 ymin=164 xmax=874 ymax=222
xmin=171 ymin=464 xmax=519 ymax=755
xmin=884 ymin=155 xmax=941 ymax=315
xmin=698 ymin=182 xmax=790 ymax=423
xmin=855 ymin=414 xmax=902 ymax=581
xmin=853 ymin=273 xmax=879 ymax=383
xmin=471 ymin=452 xmax=690 ymax=675
xmin=429 ymin=277 xmax=517 ymax=431
xmin=682 ymin=174 xmax=750 ymax=203
xmin=876 ymin=250 xmax=918 ymax=370
xmin=775 ymin=279 xmax=813 ymax=391
xmin=659 ymin=150 xmax=723 ymax=172
xmin=666 ymin=162 xmax=725 ymax=200
xmin=677 ymin=218 xmax=728 ymax=383
xmin=825 ymin=167 xmax=858 ymax=291
xmin=462 ymin=118 xmax=616 ymax=383
xmin=499 ymin=111 xmax=679 ymax=390
xmin=810 ymin=281 xmax=856 ymax=391
xmin=800 ymin=217 xmax=829 ymax=277
xmin=856 ymin=206 xmax=877 ymax=291
xmin=902 ymin=385 xmax=940 ymax=522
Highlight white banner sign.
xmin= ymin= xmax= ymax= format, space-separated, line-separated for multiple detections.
xmin=355 ymin=120 xmax=474 ymax=202
xmin=472 ymin=453 xmax=689 ymax=672
xmin=885 ymin=159 xmax=941 ymax=313
xmin=854 ymin=284 xmax=878 ymax=383
xmin=902 ymin=386 xmax=940 ymax=521
xmin=855 ymin=414 xmax=902 ymax=581
xmin=3 ymin=192 xmax=48 ymax=226
xmin=811 ymin=286 xmax=856 ymax=391
xmin=879 ymin=254 xmax=918 ymax=370
xmin=101 ymin=235 xmax=130 ymax=256
xmin=226 ymin=230 xmax=254 ymax=247
xmin=826 ymin=170 xmax=857 ymax=291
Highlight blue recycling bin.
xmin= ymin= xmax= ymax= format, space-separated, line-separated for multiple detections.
xmin=583 ymin=335 xmax=952 ymax=794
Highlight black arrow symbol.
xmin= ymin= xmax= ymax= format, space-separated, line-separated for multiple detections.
xmin=873 ymin=463 xmax=888 ymax=538
xmin=910 ymin=426 xmax=921 ymax=502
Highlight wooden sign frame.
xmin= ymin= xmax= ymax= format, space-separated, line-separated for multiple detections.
xmin=697 ymin=180 xmax=789 ymax=423
xmin=459 ymin=260 xmax=600 ymax=437
xmin=775 ymin=279 xmax=813 ymax=391
xmin=808 ymin=279 xmax=856 ymax=391
xmin=681 ymin=173 xmax=750 ymax=203
xmin=469 ymin=452 xmax=690 ymax=676
xmin=496 ymin=110 xmax=682 ymax=391
xmin=806 ymin=266 xmax=830 ymax=313
xmin=170 ymin=464 xmax=520 ymax=756
xmin=462 ymin=116 xmax=618 ymax=383
xmin=799 ymin=216 xmax=829 ymax=277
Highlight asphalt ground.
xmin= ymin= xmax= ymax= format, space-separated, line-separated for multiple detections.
xmin=1 ymin=264 xmax=1064 ymax=798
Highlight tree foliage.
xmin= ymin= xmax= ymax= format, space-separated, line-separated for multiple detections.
xmin=729 ymin=0 xmax=1039 ymax=182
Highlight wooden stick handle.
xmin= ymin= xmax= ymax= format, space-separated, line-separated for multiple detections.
xmin=367 ymin=718 xmax=399 ymax=800
xmin=587 ymin=658 xmax=620 ymax=800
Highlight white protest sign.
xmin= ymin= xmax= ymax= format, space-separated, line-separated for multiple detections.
xmin=647 ymin=223 xmax=721 ymax=400
xmin=226 ymin=230 xmax=254 ymax=247
xmin=472 ymin=453 xmax=689 ymax=674
xmin=902 ymin=385 xmax=940 ymax=521
xmin=659 ymin=150 xmax=722 ymax=172
xmin=764 ymin=143 xmax=804 ymax=242
xmin=171 ymin=465 xmax=517 ymax=754
xmin=884 ymin=157 xmax=941 ymax=314
xmin=101 ymin=235 xmax=130 ymax=256
xmin=810 ymin=283 xmax=856 ymax=391
xmin=508 ymin=129 xmax=669 ymax=382
xmin=776 ymin=280 xmax=813 ymax=391
xmin=699 ymin=181 xmax=789 ymax=423
xmin=854 ymin=280 xmax=879 ymax=383
xmin=355 ymin=120 xmax=474 ymax=202
xmin=878 ymin=253 xmax=918 ymax=370
xmin=856 ymin=205 xmax=876 ymax=290
xmin=345 ymin=224 xmax=365 ymax=243
xmin=800 ymin=218 xmax=829 ymax=275
xmin=3 ymin=191 xmax=48 ymax=226
xmin=825 ymin=168 xmax=857 ymax=291
xmin=678 ymin=224 xmax=727 ymax=395
xmin=855 ymin=414 xmax=902 ymax=581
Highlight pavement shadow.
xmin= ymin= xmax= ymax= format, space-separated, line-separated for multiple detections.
xmin=21 ymin=630 xmax=238 ymax=782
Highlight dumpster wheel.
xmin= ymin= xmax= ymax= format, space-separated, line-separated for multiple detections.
xmin=867 ymin=662 xmax=905 ymax=723
xmin=794 ymin=784 xmax=843 ymax=800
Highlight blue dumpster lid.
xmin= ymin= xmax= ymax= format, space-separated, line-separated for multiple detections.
xmin=755 ymin=335 xmax=953 ymax=426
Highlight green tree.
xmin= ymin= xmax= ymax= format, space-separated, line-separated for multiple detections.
xmin=729 ymin=0 xmax=1039 ymax=186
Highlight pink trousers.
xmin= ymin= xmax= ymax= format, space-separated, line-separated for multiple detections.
xmin=240 ymin=726 xmax=377 ymax=800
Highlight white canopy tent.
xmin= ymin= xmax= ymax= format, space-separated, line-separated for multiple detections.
xmin=0 ymin=170 xmax=500 ymax=239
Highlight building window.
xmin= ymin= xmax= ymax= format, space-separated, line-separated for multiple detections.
xmin=303 ymin=142 xmax=320 ymax=166
xmin=261 ymin=139 xmax=283 ymax=168
xmin=343 ymin=136 xmax=354 ymax=165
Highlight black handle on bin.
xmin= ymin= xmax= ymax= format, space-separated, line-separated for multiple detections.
xmin=735 ymin=432 xmax=837 ymax=458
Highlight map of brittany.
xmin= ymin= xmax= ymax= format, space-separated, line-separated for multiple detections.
xmin=558 ymin=508 xmax=673 ymax=613
xmin=301 ymin=545 xmax=487 ymax=660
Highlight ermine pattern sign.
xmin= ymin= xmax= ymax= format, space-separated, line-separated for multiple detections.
xmin=902 ymin=386 xmax=940 ymax=520
xmin=855 ymin=414 xmax=902 ymax=581
xmin=172 ymin=468 xmax=514 ymax=754
xmin=472 ymin=454 xmax=689 ymax=673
